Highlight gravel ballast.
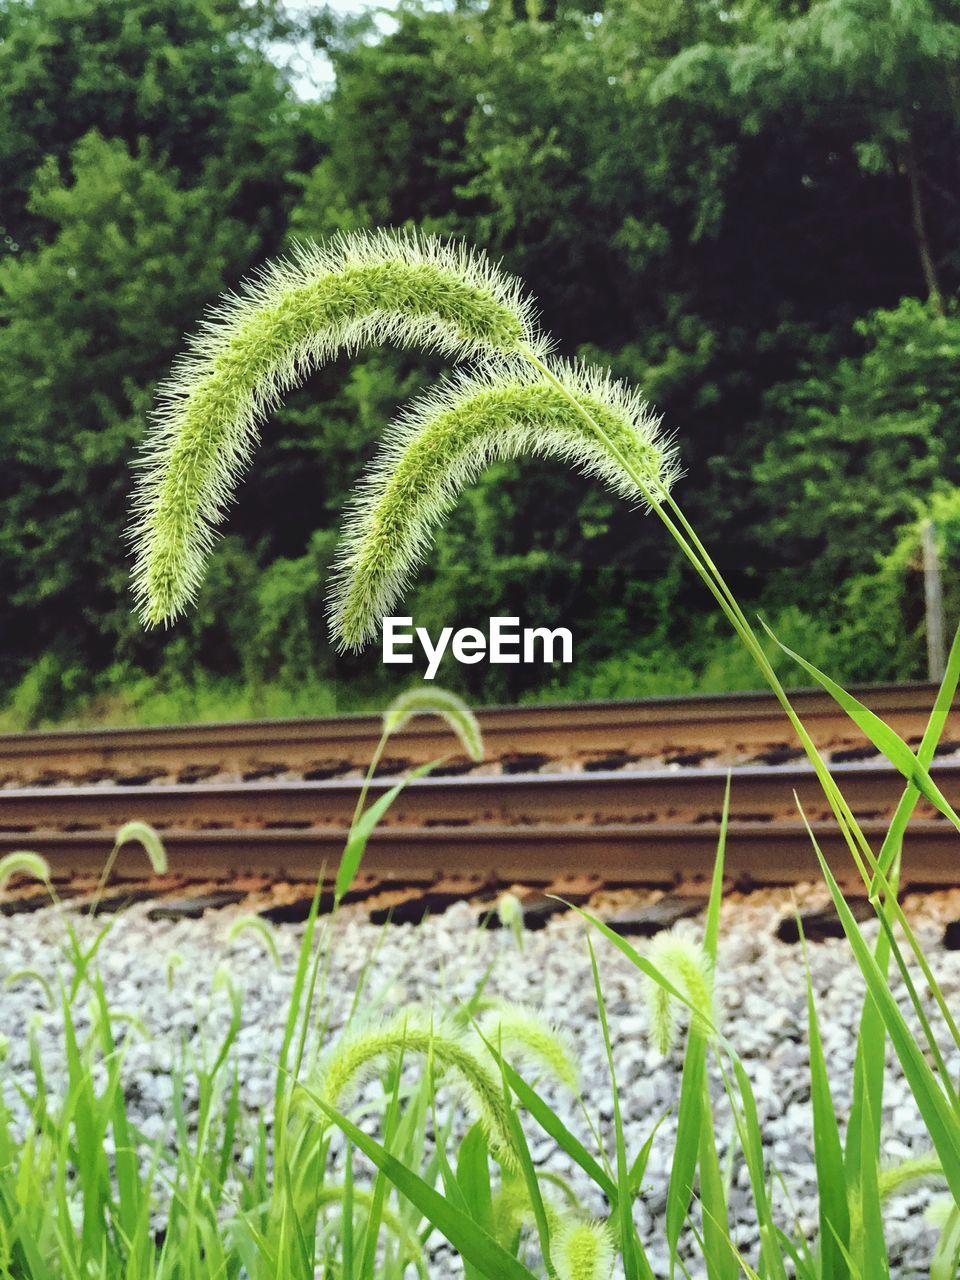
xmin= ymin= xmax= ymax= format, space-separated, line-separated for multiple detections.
xmin=3 ymin=885 xmax=958 ymax=1278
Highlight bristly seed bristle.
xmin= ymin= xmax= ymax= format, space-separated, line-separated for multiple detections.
xmin=328 ymin=355 xmax=678 ymax=651
xmin=129 ymin=229 xmax=546 ymax=628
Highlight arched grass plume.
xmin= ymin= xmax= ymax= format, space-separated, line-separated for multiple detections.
xmin=166 ymin=951 xmax=184 ymax=992
xmin=304 ymin=1010 xmax=521 ymax=1167
xmin=113 ymin=821 xmax=168 ymax=874
xmin=492 ymin=1175 xmax=569 ymax=1245
xmin=382 ymin=685 xmax=483 ymax=761
xmin=227 ymin=915 xmax=281 ymax=967
xmin=130 ymin=230 xmax=545 ymax=626
xmin=477 ymin=1005 xmax=580 ymax=1092
xmin=643 ymin=931 xmax=715 ymax=1056
xmin=89 ymin=821 xmax=167 ymax=915
xmin=329 ymin=358 xmax=676 ymax=649
xmin=315 ymin=1184 xmax=423 ymax=1261
xmin=496 ymin=891 xmax=525 ymax=949
xmin=0 ymin=851 xmax=50 ymax=891
xmin=4 ymin=969 xmax=55 ymax=1009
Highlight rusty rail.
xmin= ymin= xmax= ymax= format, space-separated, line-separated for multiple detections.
xmin=0 ymin=683 xmax=943 ymax=786
xmin=3 ymin=754 xmax=959 ymax=888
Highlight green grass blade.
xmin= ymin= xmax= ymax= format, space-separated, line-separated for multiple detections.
xmin=697 ymin=1073 xmax=737 ymax=1280
xmin=435 ymin=1137 xmax=485 ymax=1280
xmin=360 ymin=1057 xmax=407 ymax=1277
xmin=802 ymin=934 xmax=850 ymax=1280
xmin=587 ymin=936 xmax=655 ymax=1280
xmin=456 ymin=1124 xmax=494 ymax=1233
xmin=703 ymin=773 xmax=730 ymax=966
xmin=91 ymin=974 xmax=142 ymax=1246
xmin=474 ymin=1024 xmax=617 ymax=1200
xmin=343 ymin=1143 xmax=355 ymax=1278
xmin=496 ymin=1057 xmax=553 ymax=1275
xmin=727 ymin=1056 xmax=789 ymax=1280
xmin=628 ymin=1111 xmax=669 ymax=1194
xmin=762 ymin=623 xmax=960 ymax=831
xmin=931 ymin=1203 xmax=960 ymax=1280
xmin=875 ymin=621 xmax=960 ymax=886
xmin=666 ymin=1025 xmax=707 ymax=1261
xmin=567 ymin=906 xmax=708 ymax=1027
xmin=302 ymin=1089 xmax=539 ymax=1280
xmin=807 ymin=818 xmax=960 ymax=1200
xmin=668 ymin=783 xmax=733 ymax=1276
xmin=336 ymin=761 xmax=435 ymax=902
xmin=855 ymin=1077 xmax=889 ymax=1279
xmin=274 ymin=873 xmax=324 ymax=1137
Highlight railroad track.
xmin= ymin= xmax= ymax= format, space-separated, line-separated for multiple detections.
xmin=2 ymin=682 xmax=959 ymax=889
xmin=0 ymin=683 xmax=944 ymax=785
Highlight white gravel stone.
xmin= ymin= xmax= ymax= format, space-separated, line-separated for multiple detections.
xmin=1 ymin=888 xmax=957 ymax=1277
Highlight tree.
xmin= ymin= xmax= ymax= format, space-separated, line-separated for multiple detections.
xmin=0 ymin=135 xmax=256 ymax=679
xmin=649 ymin=0 xmax=960 ymax=313
xmin=0 ymin=0 xmax=316 ymax=695
xmin=0 ymin=0 xmax=305 ymax=254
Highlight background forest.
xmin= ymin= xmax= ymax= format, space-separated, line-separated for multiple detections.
xmin=2 ymin=0 xmax=959 ymax=726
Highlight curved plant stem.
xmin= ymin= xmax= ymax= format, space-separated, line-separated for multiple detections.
xmin=350 ymin=733 xmax=389 ymax=842
xmin=522 ymin=349 xmax=865 ymax=863
xmin=522 ymin=345 xmax=960 ymax=1075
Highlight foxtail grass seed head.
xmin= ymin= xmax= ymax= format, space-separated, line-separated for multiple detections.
xmin=493 ymin=1176 xmax=539 ymax=1242
xmin=926 ymin=1196 xmax=954 ymax=1228
xmin=166 ymin=951 xmax=184 ymax=993
xmin=91 ymin=1006 xmax=150 ymax=1042
xmin=0 ymin=851 xmax=50 ymax=891
xmin=212 ymin=961 xmax=239 ymax=1004
xmin=477 ymin=1006 xmax=580 ymax=1092
xmin=130 ymin=229 xmax=544 ymax=626
xmin=382 ymin=685 xmax=483 ymax=760
xmin=329 ymin=356 xmax=677 ymax=650
xmin=553 ymin=1218 xmax=616 ymax=1280
xmin=307 ymin=1010 xmax=521 ymax=1167
xmin=877 ymin=1152 xmax=944 ymax=1200
xmin=497 ymin=891 xmax=525 ymax=948
xmin=227 ymin=915 xmax=281 ymax=967
xmin=4 ymin=969 xmax=55 ymax=1009
xmin=644 ymin=931 xmax=715 ymax=1055
xmin=114 ymin=821 xmax=168 ymax=874
xmin=492 ymin=1176 xmax=564 ymax=1243
xmin=315 ymin=1185 xmax=422 ymax=1259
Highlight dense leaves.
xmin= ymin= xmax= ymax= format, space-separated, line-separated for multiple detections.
xmin=2 ymin=0 xmax=959 ymax=721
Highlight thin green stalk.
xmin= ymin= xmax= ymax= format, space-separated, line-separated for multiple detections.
xmin=89 ymin=841 xmax=121 ymax=917
xmin=525 ymin=345 xmax=960 ymax=1083
xmin=876 ymin=620 xmax=960 ymax=881
xmin=523 ymin=349 xmax=870 ymax=872
xmin=679 ymin=498 xmax=960 ymax=1088
xmin=349 ymin=731 xmax=388 ymax=840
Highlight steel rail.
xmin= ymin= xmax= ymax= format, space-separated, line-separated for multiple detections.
xmin=0 ymin=683 xmax=944 ymax=785
xmin=3 ymin=756 xmax=959 ymax=888
xmin=1 ymin=820 xmax=955 ymax=888
xmin=0 ymin=758 xmax=956 ymax=829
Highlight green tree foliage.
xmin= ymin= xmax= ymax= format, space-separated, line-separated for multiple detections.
xmin=0 ymin=0 xmax=303 ymax=253
xmin=0 ymin=137 xmax=249 ymax=672
xmin=752 ymin=299 xmax=960 ymax=602
xmin=0 ymin=0 xmax=315 ymax=702
xmin=2 ymin=0 xmax=960 ymax=721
